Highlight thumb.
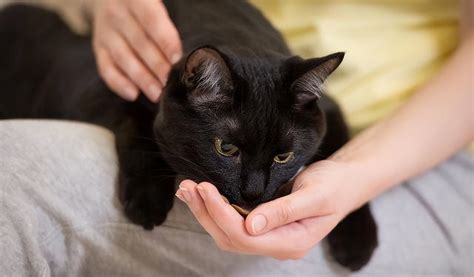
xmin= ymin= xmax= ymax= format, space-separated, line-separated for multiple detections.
xmin=245 ymin=184 xmax=323 ymax=235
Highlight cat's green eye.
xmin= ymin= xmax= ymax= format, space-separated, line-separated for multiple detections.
xmin=214 ymin=137 xmax=239 ymax=157
xmin=274 ymin=152 xmax=294 ymax=164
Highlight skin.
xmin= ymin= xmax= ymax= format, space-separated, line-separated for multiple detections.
xmin=87 ymin=0 xmax=182 ymax=102
xmin=176 ymin=15 xmax=474 ymax=260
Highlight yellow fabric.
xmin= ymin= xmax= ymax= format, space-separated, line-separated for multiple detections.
xmin=251 ymin=0 xmax=460 ymax=133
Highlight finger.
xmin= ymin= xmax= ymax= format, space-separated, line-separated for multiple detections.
xmin=106 ymin=33 xmax=163 ymax=102
xmin=196 ymin=182 xmax=247 ymax=237
xmin=130 ymin=0 xmax=182 ymax=63
xmin=196 ymin=182 xmax=260 ymax=254
xmin=245 ymin=183 xmax=329 ymax=235
xmin=177 ymin=180 xmax=234 ymax=251
xmin=95 ymin=47 xmax=139 ymax=101
xmin=117 ymin=7 xmax=171 ymax=86
xmin=196 ymin=182 xmax=325 ymax=257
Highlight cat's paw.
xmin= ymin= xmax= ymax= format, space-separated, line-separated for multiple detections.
xmin=119 ymin=175 xmax=175 ymax=230
xmin=326 ymin=205 xmax=378 ymax=271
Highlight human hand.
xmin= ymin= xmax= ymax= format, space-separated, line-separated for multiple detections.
xmin=91 ymin=0 xmax=182 ymax=102
xmin=176 ymin=160 xmax=367 ymax=259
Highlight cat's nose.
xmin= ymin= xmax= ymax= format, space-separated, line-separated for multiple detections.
xmin=241 ymin=170 xmax=266 ymax=201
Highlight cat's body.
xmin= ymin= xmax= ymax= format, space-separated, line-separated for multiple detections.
xmin=0 ymin=1 xmax=377 ymax=271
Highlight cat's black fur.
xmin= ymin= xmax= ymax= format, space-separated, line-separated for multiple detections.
xmin=0 ymin=1 xmax=377 ymax=271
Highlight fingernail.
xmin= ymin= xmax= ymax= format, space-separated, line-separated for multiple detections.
xmin=252 ymin=214 xmax=267 ymax=234
xmin=148 ymin=84 xmax=162 ymax=99
xmin=124 ymin=87 xmax=137 ymax=100
xmin=196 ymin=185 xmax=206 ymax=200
xmin=178 ymin=188 xmax=192 ymax=203
xmin=175 ymin=192 xmax=185 ymax=202
xmin=171 ymin=53 xmax=181 ymax=64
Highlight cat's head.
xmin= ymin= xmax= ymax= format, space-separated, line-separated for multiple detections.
xmin=154 ymin=46 xmax=343 ymax=210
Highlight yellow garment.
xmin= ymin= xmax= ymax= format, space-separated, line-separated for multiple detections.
xmin=251 ymin=0 xmax=460 ymax=133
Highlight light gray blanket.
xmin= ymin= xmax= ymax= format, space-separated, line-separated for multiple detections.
xmin=1 ymin=120 xmax=473 ymax=276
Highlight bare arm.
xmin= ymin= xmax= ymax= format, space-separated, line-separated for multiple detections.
xmin=333 ymin=32 xmax=473 ymax=210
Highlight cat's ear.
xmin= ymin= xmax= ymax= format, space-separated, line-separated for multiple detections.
xmin=183 ymin=47 xmax=233 ymax=104
xmin=289 ymin=52 xmax=344 ymax=106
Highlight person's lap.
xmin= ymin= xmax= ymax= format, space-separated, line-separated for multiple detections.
xmin=1 ymin=120 xmax=472 ymax=276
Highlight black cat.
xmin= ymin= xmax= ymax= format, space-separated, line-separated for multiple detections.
xmin=0 ymin=1 xmax=377 ymax=271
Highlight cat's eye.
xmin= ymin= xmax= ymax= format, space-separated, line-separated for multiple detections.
xmin=274 ymin=152 xmax=294 ymax=164
xmin=214 ymin=137 xmax=239 ymax=157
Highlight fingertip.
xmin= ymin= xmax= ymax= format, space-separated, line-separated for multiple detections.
xmin=244 ymin=216 xmax=255 ymax=235
xmin=199 ymin=182 xmax=223 ymax=199
xmin=171 ymin=52 xmax=182 ymax=64
xmin=198 ymin=182 xmax=230 ymax=207
xmin=146 ymin=84 xmax=162 ymax=102
xmin=122 ymin=86 xmax=139 ymax=101
xmin=158 ymin=23 xmax=182 ymax=63
xmin=142 ymin=2 xmax=182 ymax=65
xmin=199 ymin=182 xmax=216 ymax=190
xmin=163 ymin=42 xmax=182 ymax=64
xmin=245 ymin=209 xmax=267 ymax=235
xmin=95 ymin=47 xmax=140 ymax=102
xmin=180 ymin=179 xmax=197 ymax=188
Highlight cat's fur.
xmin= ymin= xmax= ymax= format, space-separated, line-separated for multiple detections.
xmin=0 ymin=1 xmax=377 ymax=271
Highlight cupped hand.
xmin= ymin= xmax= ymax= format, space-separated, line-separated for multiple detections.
xmin=176 ymin=160 xmax=366 ymax=259
xmin=91 ymin=0 xmax=182 ymax=102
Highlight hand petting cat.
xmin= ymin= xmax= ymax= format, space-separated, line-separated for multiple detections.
xmin=89 ymin=0 xmax=182 ymax=102
xmin=176 ymin=159 xmax=366 ymax=260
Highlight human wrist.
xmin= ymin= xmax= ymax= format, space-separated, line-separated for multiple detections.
xmin=295 ymin=158 xmax=370 ymax=218
xmin=331 ymin=159 xmax=375 ymax=215
xmin=326 ymin=125 xmax=393 ymax=212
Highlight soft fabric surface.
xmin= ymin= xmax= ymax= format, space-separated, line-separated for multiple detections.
xmin=0 ymin=120 xmax=472 ymax=276
xmin=251 ymin=0 xmax=460 ymax=132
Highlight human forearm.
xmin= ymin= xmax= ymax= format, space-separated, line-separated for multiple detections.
xmin=332 ymin=35 xmax=474 ymax=209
